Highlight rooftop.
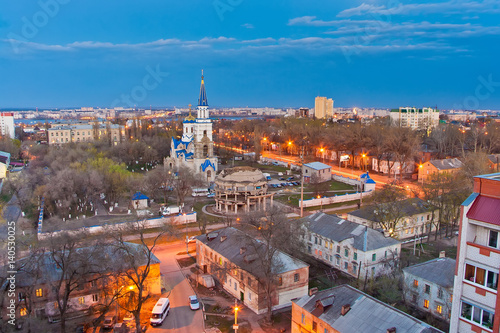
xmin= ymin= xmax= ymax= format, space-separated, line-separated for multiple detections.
xmin=428 ymin=158 xmax=463 ymax=170
xmin=348 ymin=198 xmax=434 ymax=222
xmin=294 ymin=285 xmax=442 ymax=333
xmin=301 ymin=212 xmax=400 ymax=251
xmin=403 ymin=257 xmax=456 ymax=289
xmin=466 ymin=195 xmax=500 ymax=226
xmin=304 ymin=162 xmax=331 ymax=171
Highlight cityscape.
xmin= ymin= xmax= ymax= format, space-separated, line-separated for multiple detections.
xmin=1 ymin=1 xmax=500 ymax=333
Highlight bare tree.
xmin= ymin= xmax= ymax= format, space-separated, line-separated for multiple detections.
xmin=364 ymin=184 xmax=408 ymax=236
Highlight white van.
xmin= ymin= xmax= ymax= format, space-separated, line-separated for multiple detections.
xmin=150 ymin=298 xmax=170 ymax=326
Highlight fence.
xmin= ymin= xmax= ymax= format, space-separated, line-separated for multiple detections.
xmin=300 ymin=191 xmax=373 ymax=208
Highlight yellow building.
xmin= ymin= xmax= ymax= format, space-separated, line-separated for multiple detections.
xmin=315 ymin=96 xmax=334 ymax=119
xmin=48 ymin=123 xmax=124 ymax=145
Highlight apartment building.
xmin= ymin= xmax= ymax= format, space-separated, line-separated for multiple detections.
xmin=418 ymin=158 xmax=463 ymax=183
xmin=315 ymin=96 xmax=334 ymax=119
xmin=300 ymin=212 xmax=401 ymax=280
xmin=390 ymin=107 xmax=439 ymax=130
xmin=449 ymin=173 xmax=500 ymax=332
xmin=48 ymin=123 xmax=124 ymax=145
xmin=0 ymin=112 xmax=15 ymax=138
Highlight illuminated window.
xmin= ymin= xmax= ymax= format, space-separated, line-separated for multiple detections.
xmin=423 ymin=299 xmax=429 ymax=309
xmin=436 ymin=305 xmax=443 ymax=314
xmin=20 ymin=308 xmax=27 ymax=316
xmin=36 ymin=288 xmax=43 ymax=297
xmin=278 ymin=277 xmax=283 ymax=286
xmin=413 ymin=280 xmax=419 ymax=287
xmin=219 ymin=257 xmax=223 ymax=265
xmin=79 ymin=297 xmax=85 ymax=305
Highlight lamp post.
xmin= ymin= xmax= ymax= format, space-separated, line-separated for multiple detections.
xmin=233 ymin=300 xmax=239 ymax=333
xmin=319 ymin=148 xmax=325 ymax=163
xmin=183 ymin=213 xmax=188 ymax=254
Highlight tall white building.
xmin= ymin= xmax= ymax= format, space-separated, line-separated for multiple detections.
xmin=164 ymin=71 xmax=218 ymax=182
xmin=314 ymin=96 xmax=334 ymax=119
xmin=0 ymin=112 xmax=15 ymax=138
xmin=390 ymin=107 xmax=439 ymax=130
xmin=449 ymin=173 xmax=500 ymax=333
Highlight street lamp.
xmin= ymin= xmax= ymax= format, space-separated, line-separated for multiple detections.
xmin=233 ymin=300 xmax=239 ymax=333
xmin=361 ymin=154 xmax=366 ymax=171
xmin=319 ymin=148 xmax=325 ymax=163
xmin=183 ymin=213 xmax=188 ymax=254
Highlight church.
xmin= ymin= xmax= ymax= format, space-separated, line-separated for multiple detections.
xmin=164 ymin=71 xmax=218 ymax=182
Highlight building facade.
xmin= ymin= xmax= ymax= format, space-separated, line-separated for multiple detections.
xmin=347 ymin=198 xmax=437 ymax=240
xmin=403 ymin=257 xmax=455 ymax=322
xmin=164 ymin=71 xmax=218 ymax=182
xmin=449 ymin=173 xmax=500 ymax=333
xmin=303 ymin=162 xmax=332 ymax=183
xmin=371 ymin=157 xmax=415 ymax=175
xmin=418 ymin=158 xmax=463 ymax=182
xmin=292 ymin=284 xmax=443 ymax=333
xmin=195 ymin=227 xmax=309 ymax=314
xmin=213 ymin=166 xmax=274 ymax=214
xmin=315 ymin=96 xmax=334 ymax=119
xmin=0 ymin=112 xmax=15 ymax=138
xmin=47 ymin=123 xmax=124 ymax=145
xmin=300 ymin=212 xmax=401 ymax=280
xmin=390 ymin=107 xmax=440 ymax=130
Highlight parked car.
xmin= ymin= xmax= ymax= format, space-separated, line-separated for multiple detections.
xmin=279 ymin=177 xmax=285 ymax=181
xmin=189 ymin=295 xmax=200 ymax=310
xmin=207 ymin=192 xmax=215 ymax=198
xmin=103 ymin=316 xmax=117 ymax=329
xmin=287 ymin=176 xmax=294 ymax=181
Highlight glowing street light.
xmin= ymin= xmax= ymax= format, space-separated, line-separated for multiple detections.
xmin=233 ymin=300 xmax=240 ymax=332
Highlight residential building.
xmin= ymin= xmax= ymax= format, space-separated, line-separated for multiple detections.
xmin=292 ymin=284 xmax=443 ymax=333
xmin=47 ymin=123 xmax=124 ymax=145
xmin=418 ymin=158 xmax=463 ymax=182
xmin=372 ymin=156 xmax=415 ymax=176
xmin=214 ymin=166 xmax=274 ymax=214
xmin=164 ymin=71 xmax=218 ymax=182
xmin=195 ymin=227 xmax=309 ymax=314
xmin=0 ymin=112 xmax=15 ymax=138
xmin=403 ymin=256 xmax=455 ymax=322
xmin=303 ymin=162 xmax=332 ymax=183
xmin=315 ymin=96 xmax=334 ymax=119
xmin=449 ymin=173 xmax=500 ymax=333
xmin=0 ymin=151 xmax=11 ymax=179
xmin=300 ymin=212 xmax=401 ymax=280
xmin=390 ymin=107 xmax=440 ymax=130
xmin=487 ymin=154 xmax=500 ymax=172
xmin=346 ymin=198 xmax=437 ymax=240
xmin=3 ymin=243 xmax=161 ymax=323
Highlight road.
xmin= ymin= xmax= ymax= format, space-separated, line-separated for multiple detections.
xmin=150 ymin=241 xmax=204 ymax=333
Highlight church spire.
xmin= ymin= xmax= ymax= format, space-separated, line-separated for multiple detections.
xmin=198 ymin=69 xmax=208 ymax=107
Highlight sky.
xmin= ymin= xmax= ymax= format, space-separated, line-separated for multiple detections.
xmin=0 ymin=0 xmax=500 ymax=109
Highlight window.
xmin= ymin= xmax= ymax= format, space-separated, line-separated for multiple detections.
xmin=354 ymin=252 xmax=357 ymax=261
xmin=325 ymin=241 xmax=329 ymax=248
xmin=335 ymin=257 xmax=340 ymax=266
xmin=371 ymin=267 xmax=375 ymax=276
xmin=385 ymin=251 xmax=387 ymax=258
xmin=219 ymin=257 xmax=223 ymax=266
xmin=278 ymin=276 xmax=283 ymax=286
xmin=413 ymin=279 xmax=419 ymax=287
xmin=312 ymin=321 xmax=317 ymax=332
xmin=438 ymin=289 xmax=443 ymax=299
xmin=18 ymin=292 xmax=26 ymax=302
xmin=329 ymin=255 xmax=332 ymax=262
xmin=336 ymin=246 xmax=340 ymax=253
xmin=344 ymin=249 xmax=349 ymax=257
xmin=79 ymin=297 xmax=85 ymax=305
xmin=423 ymin=299 xmax=429 ymax=309
xmin=319 ymin=239 xmax=322 ymax=246
xmin=92 ymin=294 xmax=99 ymax=302
xmin=489 ymin=230 xmax=498 ymax=248
xmin=436 ymin=305 xmax=443 ymax=314
xmin=248 ymin=292 xmax=251 ymax=301
xmin=234 ymin=282 xmax=237 ymax=290
xmin=372 ymin=253 xmax=376 ymax=261
xmin=465 ymin=263 xmax=499 ymax=290
xmin=353 ymin=264 xmax=357 ymax=275
xmin=324 ymin=329 xmax=329 ymax=333
xmin=301 ymin=313 xmax=305 ymax=324
xmin=315 ymin=237 xmax=318 ymax=244
xmin=344 ymin=262 xmax=348 ymax=270
xmin=248 ymin=277 xmax=252 ymax=287
xmin=412 ymin=294 xmax=417 ymax=303
xmin=36 ymin=288 xmax=43 ymax=297
xmin=424 ymin=284 xmax=430 ymax=294
xmin=20 ymin=307 xmax=27 ymax=316
xmin=294 ymin=273 xmax=300 ymax=282
xmin=460 ymin=301 xmax=494 ymax=329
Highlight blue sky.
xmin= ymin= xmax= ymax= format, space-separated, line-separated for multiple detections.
xmin=1 ymin=0 xmax=500 ymax=109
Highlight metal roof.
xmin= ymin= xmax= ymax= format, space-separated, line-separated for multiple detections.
xmin=132 ymin=192 xmax=149 ymax=200
xmin=403 ymin=257 xmax=456 ymax=289
xmin=303 ymin=162 xmax=331 ymax=171
xmin=294 ymin=285 xmax=443 ymax=333
xmin=348 ymin=198 xmax=434 ymax=223
xmin=301 ymin=212 xmax=400 ymax=251
xmin=466 ymin=195 xmax=500 ymax=226
xmin=429 ymin=158 xmax=463 ymax=170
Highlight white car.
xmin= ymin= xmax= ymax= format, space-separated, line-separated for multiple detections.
xmin=189 ymin=295 xmax=200 ymax=310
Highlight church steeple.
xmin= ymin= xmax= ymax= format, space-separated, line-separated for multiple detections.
xmin=198 ymin=70 xmax=208 ymax=107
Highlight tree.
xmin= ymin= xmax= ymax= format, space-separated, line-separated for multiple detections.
xmin=172 ymin=167 xmax=205 ymax=208
xmin=364 ymin=184 xmax=408 ymax=236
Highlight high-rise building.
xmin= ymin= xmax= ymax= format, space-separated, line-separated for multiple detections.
xmin=164 ymin=71 xmax=218 ymax=182
xmin=390 ymin=107 xmax=440 ymax=130
xmin=449 ymin=173 xmax=500 ymax=332
xmin=0 ymin=112 xmax=15 ymax=138
xmin=314 ymin=96 xmax=334 ymax=119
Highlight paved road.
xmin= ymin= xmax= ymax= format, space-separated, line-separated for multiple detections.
xmin=150 ymin=242 xmax=204 ymax=333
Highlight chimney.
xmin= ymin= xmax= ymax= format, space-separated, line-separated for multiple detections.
xmin=309 ymin=287 xmax=318 ymax=296
xmin=240 ymin=247 xmax=246 ymax=254
xmin=341 ymin=304 xmax=351 ymax=316
xmin=439 ymin=251 xmax=445 ymax=258
xmin=220 ymin=236 xmax=227 ymax=243
xmin=387 ymin=328 xmax=396 ymax=333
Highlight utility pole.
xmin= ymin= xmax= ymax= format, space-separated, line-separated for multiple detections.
xmin=300 ymin=145 xmax=305 ymax=217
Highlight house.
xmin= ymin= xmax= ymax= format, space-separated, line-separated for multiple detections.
xmin=195 ymin=227 xmax=309 ymax=314
xmin=303 ymin=162 xmax=331 ymax=183
xmin=450 ymin=173 xmax=500 ymax=333
xmin=346 ymin=198 xmax=437 ymax=240
xmin=131 ymin=192 xmax=149 ymax=209
xmin=0 ymin=151 xmax=11 ymax=178
xmin=300 ymin=212 xmax=401 ymax=280
xmin=487 ymin=154 xmax=500 ymax=172
xmin=371 ymin=155 xmax=415 ymax=175
xmin=403 ymin=256 xmax=455 ymax=322
xmin=291 ymin=284 xmax=443 ymax=333
xmin=418 ymin=158 xmax=463 ymax=182
xmin=2 ymin=242 xmax=161 ymax=323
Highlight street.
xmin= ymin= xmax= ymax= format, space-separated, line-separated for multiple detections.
xmin=151 ymin=241 xmax=204 ymax=333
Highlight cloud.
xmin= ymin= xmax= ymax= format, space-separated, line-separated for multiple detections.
xmin=241 ymin=23 xmax=254 ymax=29
xmin=288 ymin=16 xmax=381 ymax=27
xmin=337 ymin=0 xmax=500 ymax=18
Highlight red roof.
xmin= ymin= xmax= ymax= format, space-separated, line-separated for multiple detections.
xmin=467 ymin=195 xmax=500 ymax=226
